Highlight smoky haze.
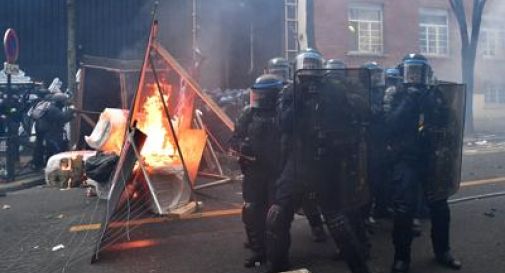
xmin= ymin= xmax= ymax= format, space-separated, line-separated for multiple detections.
xmin=121 ymin=0 xmax=284 ymax=90
xmin=474 ymin=0 xmax=505 ymax=92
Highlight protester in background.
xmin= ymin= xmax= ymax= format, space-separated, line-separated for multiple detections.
xmin=30 ymin=93 xmax=75 ymax=168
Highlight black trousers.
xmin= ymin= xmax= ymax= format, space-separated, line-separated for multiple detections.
xmin=300 ymin=191 xmax=324 ymax=228
xmin=241 ymin=164 xmax=276 ymax=256
xmin=33 ymin=129 xmax=68 ymax=169
xmin=266 ymin=156 xmax=370 ymax=273
xmin=391 ymin=161 xmax=451 ymax=261
xmin=33 ymin=130 xmax=46 ymax=168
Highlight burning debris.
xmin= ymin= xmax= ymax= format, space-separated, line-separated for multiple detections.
xmin=137 ymin=85 xmax=178 ymax=167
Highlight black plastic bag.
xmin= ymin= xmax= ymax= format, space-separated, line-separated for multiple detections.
xmin=85 ymin=152 xmax=119 ymax=184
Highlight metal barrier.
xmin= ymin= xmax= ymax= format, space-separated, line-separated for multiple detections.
xmin=0 ymin=133 xmax=41 ymax=181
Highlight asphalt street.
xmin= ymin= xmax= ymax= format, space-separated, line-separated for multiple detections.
xmin=1 ymin=149 xmax=505 ymax=273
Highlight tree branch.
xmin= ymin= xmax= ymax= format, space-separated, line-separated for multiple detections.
xmin=449 ymin=0 xmax=470 ymax=46
xmin=469 ymin=0 xmax=487 ymax=55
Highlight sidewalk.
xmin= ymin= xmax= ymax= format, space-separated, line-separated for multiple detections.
xmin=0 ymin=171 xmax=45 ymax=194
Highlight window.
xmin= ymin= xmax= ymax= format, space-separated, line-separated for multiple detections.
xmin=480 ymin=17 xmax=505 ymax=58
xmin=285 ymin=0 xmax=299 ymax=60
xmin=348 ymin=4 xmax=384 ymax=54
xmin=484 ymin=83 xmax=505 ymax=104
xmin=419 ymin=9 xmax=449 ymax=56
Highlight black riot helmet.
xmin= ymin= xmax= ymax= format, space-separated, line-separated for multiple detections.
xmin=295 ymin=48 xmax=324 ymax=77
xmin=324 ymin=59 xmax=346 ymax=70
xmin=399 ymin=53 xmax=433 ymax=86
xmin=267 ymin=57 xmax=290 ymax=82
xmin=249 ymin=74 xmax=283 ymax=110
xmin=385 ymin=67 xmax=402 ymax=87
xmin=360 ymin=62 xmax=385 ymax=88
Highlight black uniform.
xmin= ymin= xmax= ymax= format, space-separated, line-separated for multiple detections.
xmin=280 ymin=81 xmax=326 ymax=243
xmin=367 ymin=84 xmax=390 ymax=217
xmin=383 ymin=84 xmax=461 ymax=272
xmin=33 ymin=100 xmax=74 ymax=167
xmin=231 ymin=105 xmax=281 ymax=267
xmin=265 ymin=78 xmax=371 ymax=273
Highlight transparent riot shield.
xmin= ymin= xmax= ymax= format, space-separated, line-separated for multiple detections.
xmin=421 ymin=82 xmax=466 ymax=201
xmin=292 ymin=68 xmax=371 ymax=210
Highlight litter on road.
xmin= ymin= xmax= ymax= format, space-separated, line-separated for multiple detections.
xmin=52 ymin=244 xmax=65 ymax=252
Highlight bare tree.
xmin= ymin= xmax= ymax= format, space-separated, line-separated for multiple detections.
xmin=449 ymin=0 xmax=487 ymax=134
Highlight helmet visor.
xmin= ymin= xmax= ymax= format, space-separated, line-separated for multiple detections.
xmin=296 ymin=52 xmax=323 ymax=76
xmin=268 ymin=67 xmax=289 ymax=81
xmin=403 ymin=62 xmax=428 ymax=85
xmin=249 ymin=89 xmax=278 ymax=109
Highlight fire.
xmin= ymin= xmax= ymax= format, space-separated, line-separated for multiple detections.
xmin=132 ymin=78 xmax=207 ymax=185
xmin=136 ymin=84 xmax=179 ymax=168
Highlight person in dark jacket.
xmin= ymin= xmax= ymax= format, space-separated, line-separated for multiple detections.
xmin=230 ymin=74 xmax=284 ymax=268
xmin=267 ymin=56 xmax=328 ymax=243
xmin=383 ymin=54 xmax=462 ymax=273
xmin=265 ymin=50 xmax=372 ymax=273
xmin=32 ymin=93 xmax=74 ymax=168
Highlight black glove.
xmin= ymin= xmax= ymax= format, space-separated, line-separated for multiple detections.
xmin=266 ymin=204 xmax=282 ymax=225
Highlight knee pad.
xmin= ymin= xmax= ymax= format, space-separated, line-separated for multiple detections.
xmin=242 ymin=202 xmax=259 ymax=226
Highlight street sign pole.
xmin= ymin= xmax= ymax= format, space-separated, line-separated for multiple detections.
xmin=5 ymin=71 xmax=15 ymax=181
xmin=4 ymin=28 xmax=20 ymax=181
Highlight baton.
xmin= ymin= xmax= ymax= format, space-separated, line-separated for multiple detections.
xmin=72 ymin=108 xmax=102 ymax=115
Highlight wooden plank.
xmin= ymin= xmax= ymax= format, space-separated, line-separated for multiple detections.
xmin=152 ymin=41 xmax=234 ymax=131
xmin=81 ymin=113 xmax=97 ymax=127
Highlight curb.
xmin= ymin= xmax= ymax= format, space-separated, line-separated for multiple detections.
xmin=0 ymin=173 xmax=45 ymax=195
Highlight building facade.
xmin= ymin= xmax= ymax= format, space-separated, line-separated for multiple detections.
xmin=312 ymin=0 xmax=505 ymax=132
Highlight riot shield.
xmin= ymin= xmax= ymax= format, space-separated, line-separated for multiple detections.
xmin=293 ymin=69 xmax=371 ymax=210
xmin=422 ymin=82 xmax=466 ymax=201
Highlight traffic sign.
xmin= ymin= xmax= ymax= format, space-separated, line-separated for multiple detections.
xmin=3 ymin=29 xmax=19 ymax=64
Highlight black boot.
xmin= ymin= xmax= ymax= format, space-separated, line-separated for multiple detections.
xmin=435 ymin=252 xmax=462 ymax=270
xmin=392 ymin=213 xmax=413 ymax=273
xmin=244 ymin=231 xmax=266 ymax=268
xmin=244 ymin=252 xmax=266 ymax=268
xmin=391 ymin=259 xmax=410 ymax=273
xmin=263 ymin=263 xmax=290 ymax=273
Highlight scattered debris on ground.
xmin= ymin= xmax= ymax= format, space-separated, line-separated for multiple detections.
xmin=51 ymin=244 xmax=65 ymax=252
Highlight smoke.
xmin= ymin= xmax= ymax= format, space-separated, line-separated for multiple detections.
xmin=474 ymin=1 xmax=505 ymax=87
xmin=116 ymin=1 xmax=154 ymax=60
xmin=115 ymin=0 xmax=284 ymax=90
xmin=471 ymin=0 xmax=505 ymax=132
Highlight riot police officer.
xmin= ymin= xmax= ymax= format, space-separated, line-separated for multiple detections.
xmin=267 ymin=57 xmax=290 ymax=83
xmin=325 ymin=59 xmax=346 ymax=70
xmin=265 ymin=49 xmax=372 ymax=273
xmin=230 ymin=74 xmax=284 ymax=268
xmin=383 ymin=54 xmax=462 ymax=273
xmin=32 ymin=93 xmax=74 ymax=168
xmin=385 ymin=68 xmax=402 ymax=89
xmin=267 ymin=57 xmax=328 ymax=243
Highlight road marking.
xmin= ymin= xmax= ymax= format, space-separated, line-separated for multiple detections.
xmin=68 ymin=176 xmax=505 ymax=233
xmin=461 ymin=176 xmax=505 ymax=188
xmin=69 ymin=208 xmax=241 ymax=233
xmin=69 ymin=223 xmax=102 ymax=232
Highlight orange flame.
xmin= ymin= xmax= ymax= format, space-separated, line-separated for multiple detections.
xmin=136 ymin=84 xmax=179 ymax=167
xmin=132 ymin=79 xmax=207 ymax=184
